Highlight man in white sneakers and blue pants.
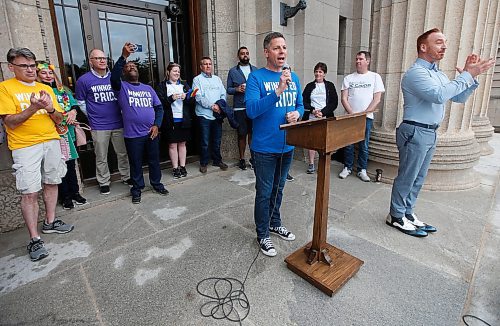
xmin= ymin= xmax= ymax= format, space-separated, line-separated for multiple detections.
xmin=339 ymin=51 xmax=384 ymax=182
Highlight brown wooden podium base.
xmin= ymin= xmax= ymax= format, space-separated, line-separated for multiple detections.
xmin=285 ymin=242 xmax=364 ymax=296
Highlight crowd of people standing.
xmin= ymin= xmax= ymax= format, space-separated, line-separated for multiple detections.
xmin=0 ymin=28 xmax=494 ymax=261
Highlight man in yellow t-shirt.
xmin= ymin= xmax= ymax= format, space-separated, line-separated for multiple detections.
xmin=0 ymin=48 xmax=74 ymax=261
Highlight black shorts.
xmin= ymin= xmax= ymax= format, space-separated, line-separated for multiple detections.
xmin=234 ymin=110 xmax=252 ymax=136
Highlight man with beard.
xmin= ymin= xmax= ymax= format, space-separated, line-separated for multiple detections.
xmin=111 ymin=42 xmax=168 ymax=204
xmin=387 ymin=28 xmax=495 ymax=237
xmin=227 ymin=46 xmax=257 ymax=170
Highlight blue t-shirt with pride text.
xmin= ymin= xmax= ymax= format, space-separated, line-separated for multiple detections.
xmin=245 ymin=67 xmax=304 ymax=154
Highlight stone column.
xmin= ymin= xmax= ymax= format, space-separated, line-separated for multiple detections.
xmin=368 ymin=0 xmax=499 ymax=191
xmin=471 ymin=0 xmax=500 ymax=155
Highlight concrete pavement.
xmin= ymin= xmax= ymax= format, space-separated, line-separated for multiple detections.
xmin=1 ymin=136 xmax=499 ymax=326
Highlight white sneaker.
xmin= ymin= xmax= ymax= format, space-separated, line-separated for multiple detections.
xmin=339 ymin=167 xmax=351 ymax=179
xmin=357 ymin=169 xmax=370 ymax=182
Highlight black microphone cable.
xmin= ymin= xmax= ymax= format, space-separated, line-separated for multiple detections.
xmin=462 ymin=314 xmax=492 ymax=326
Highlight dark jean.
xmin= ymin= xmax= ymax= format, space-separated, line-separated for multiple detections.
xmin=124 ymin=135 xmax=164 ymax=197
xmin=251 ymin=149 xmax=293 ymax=239
xmin=344 ymin=117 xmax=373 ymax=171
xmin=58 ymin=159 xmax=79 ymax=201
xmin=198 ymin=116 xmax=222 ymax=166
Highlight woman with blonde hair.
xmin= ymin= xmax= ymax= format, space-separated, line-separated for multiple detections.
xmin=37 ymin=62 xmax=87 ymax=209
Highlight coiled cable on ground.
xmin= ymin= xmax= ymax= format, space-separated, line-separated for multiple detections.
xmin=196 ymin=249 xmax=260 ymax=325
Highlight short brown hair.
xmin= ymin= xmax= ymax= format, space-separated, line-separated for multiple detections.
xmin=165 ymin=62 xmax=181 ymax=80
xmin=200 ymin=56 xmax=212 ymax=65
xmin=357 ymin=51 xmax=371 ymax=61
xmin=263 ymin=32 xmax=285 ymax=49
xmin=417 ymin=28 xmax=441 ymax=53
xmin=313 ymin=62 xmax=327 ymax=74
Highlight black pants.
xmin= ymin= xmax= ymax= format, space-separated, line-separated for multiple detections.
xmin=58 ymin=159 xmax=79 ymax=201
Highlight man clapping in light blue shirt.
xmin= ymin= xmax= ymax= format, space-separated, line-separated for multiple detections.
xmin=386 ymin=28 xmax=495 ymax=237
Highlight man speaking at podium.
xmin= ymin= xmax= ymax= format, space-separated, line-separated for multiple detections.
xmin=245 ymin=32 xmax=304 ymax=257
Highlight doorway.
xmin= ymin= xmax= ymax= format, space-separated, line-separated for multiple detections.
xmin=85 ymin=3 xmax=164 ymax=87
xmin=52 ymin=0 xmax=199 ymax=181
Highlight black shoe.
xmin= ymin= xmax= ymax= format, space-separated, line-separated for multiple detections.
xmin=123 ymin=179 xmax=133 ymax=186
xmin=72 ymin=193 xmax=87 ymax=205
xmin=257 ymin=238 xmax=277 ymax=257
xmin=132 ymin=195 xmax=141 ymax=204
xmin=286 ymin=174 xmax=294 ymax=182
xmin=100 ymin=185 xmax=110 ymax=195
xmin=213 ymin=161 xmax=228 ymax=171
xmin=249 ymin=158 xmax=254 ymax=170
xmin=238 ymin=159 xmax=247 ymax=170
xmin=172 ymin=168 xmax=181 ymax=179
xmin=62 ymin=197 xmax=74 ymax=210
xmin=385 ymin=214 xmax=427 ymax=237
xmin=154 ymin=187 xmax=169 ymax=196
xmin=200 ymin=165 xmax=207 ymax=173
xmin=179 ymin=166 xmax=188 ymax=177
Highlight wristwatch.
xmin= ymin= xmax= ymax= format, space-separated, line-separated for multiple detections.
xmin=47 ymin=109 xmax=55 ymax=114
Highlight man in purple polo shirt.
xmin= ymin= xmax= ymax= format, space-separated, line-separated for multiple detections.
xmin=75 ymin=49 xmax=130 ymax=195
xmin=111 ymin=42 xmax=168 ymax=204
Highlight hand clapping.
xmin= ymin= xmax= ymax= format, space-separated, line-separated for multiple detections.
xmin=30 ymin=90 xmax=53 ymax=111
xmin=457 ymin=54 xmax=495 ymax=78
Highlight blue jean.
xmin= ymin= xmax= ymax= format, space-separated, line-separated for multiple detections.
xmin=344 ymin=117 xmax=373 ymax=171
xmin=390 ymin=123 xmax=437 ymax=217
xmin=251 ymin=150 xmax=293 ymax=239
xmin=124 ymin=135 xmax=164 ymax=197
xmin=198 ymin=116 xmax=222 ymax=166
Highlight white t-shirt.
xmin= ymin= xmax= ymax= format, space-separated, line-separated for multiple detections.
xmin=341 ymin=71 xmax=385 ymax=119
xmin=240 ymin=65 xmax=251 ymax=80
xmin=166 ymin=82 xmax=185 ymax=119
xmin=311 ymin=82 xmax=326 ymax=110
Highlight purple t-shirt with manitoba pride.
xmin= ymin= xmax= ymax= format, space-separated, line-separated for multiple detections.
xmin=116 ymin=81 xmax=161 ymax=138
xmin=75 ymin=71 xmax=123 ymax=130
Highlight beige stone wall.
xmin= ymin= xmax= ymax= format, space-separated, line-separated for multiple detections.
xmin=0 ymin=0 xmax=59 ymax=232
xmin=368 ymin=0 xmax=500 ymax=190
xmin=487 ymin=45 xmax=500 ymax=132
xmin=201 ymin=0 xmax=372 ymax=161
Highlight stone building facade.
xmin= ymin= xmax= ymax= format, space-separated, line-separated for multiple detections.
xmin=0 ymin=0 xmax=498 ymax=232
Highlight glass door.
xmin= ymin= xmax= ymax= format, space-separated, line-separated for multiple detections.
xmin=86 ymin=3 xmax=165 ymax=86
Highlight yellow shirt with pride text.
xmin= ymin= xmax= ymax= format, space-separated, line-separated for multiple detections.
xmin=0 ymin=78 xmax=62 ymax=150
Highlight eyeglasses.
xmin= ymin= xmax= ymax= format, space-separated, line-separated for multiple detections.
xmin=90 ymin=57 xmax=108 ymax=61
xmin=10 ymin=63 xmax=37 ymax=70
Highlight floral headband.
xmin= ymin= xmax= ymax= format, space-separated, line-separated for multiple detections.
xmin=37 ymin=63 xmax=56 ymax=71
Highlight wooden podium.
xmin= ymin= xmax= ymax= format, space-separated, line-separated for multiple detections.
xmin=280 ymin=112 xmax=366 ymax=296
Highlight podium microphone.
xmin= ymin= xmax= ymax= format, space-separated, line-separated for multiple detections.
xmin=282 ymin=63 xmax=291 ymax=86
